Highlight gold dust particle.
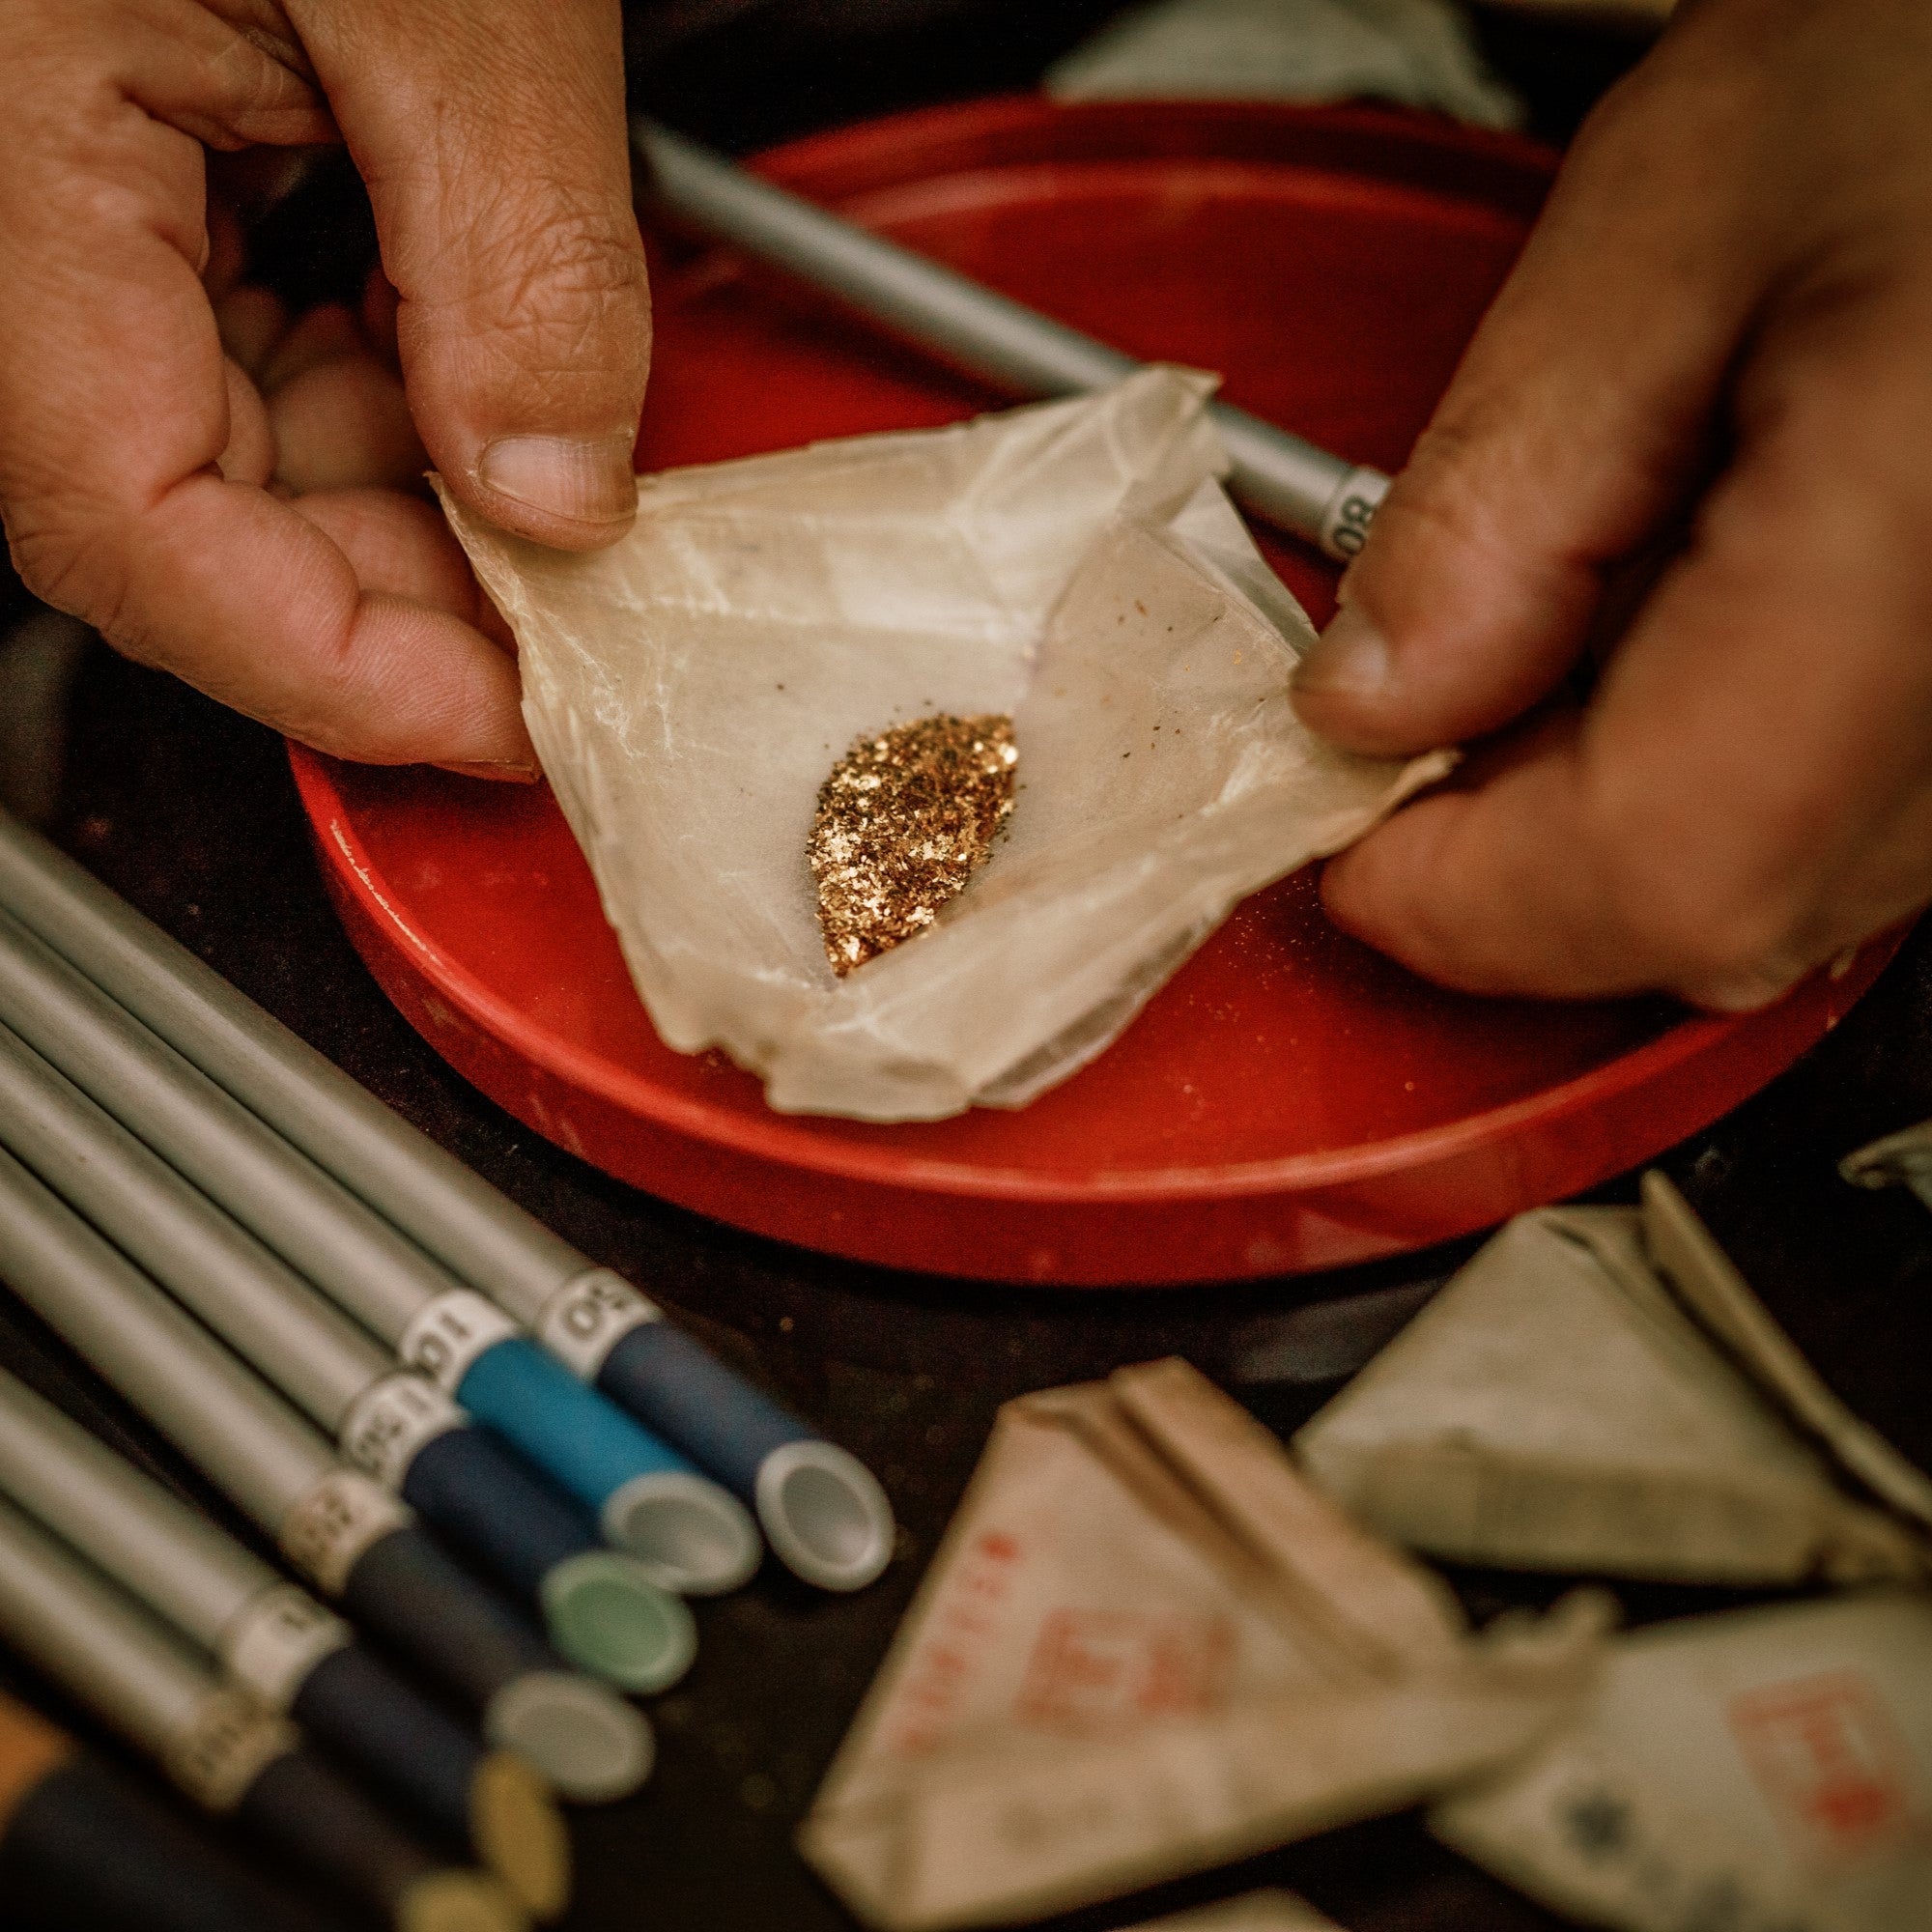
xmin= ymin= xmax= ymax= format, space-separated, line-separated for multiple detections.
xmin=810 ymin=713 xmax=1017 ymax=976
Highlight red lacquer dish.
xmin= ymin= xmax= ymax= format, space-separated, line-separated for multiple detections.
xmin=291 ymin=98 xmax=1898 ymax=1284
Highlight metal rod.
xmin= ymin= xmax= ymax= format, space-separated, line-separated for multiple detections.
xmin=0 ymin=1141 xmax=332 ymax=1530
xmin=0 ymin=1369 xmax=568 ymax=1904
xmin=0 ymin=1020 xmax=380 ymax=1429
xmin=0 ymin=906 xmax=449 ymax=1344
xmin=0 ymin=1366 xmax=270 ymax=1651
xmin=0 ymin=1499 xmax=517 ymax=1931
xmin=0 ymin=1490 xmax=240 ymax=1764
xmin=0 ymin=819 xmax=580 ymax=1317
xmin=0 ymin=1028 xmax=696 ymax=1685
xmin=631 ymin=117 xmax=1391 ymax=559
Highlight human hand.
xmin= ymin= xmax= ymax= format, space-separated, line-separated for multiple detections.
xmin=1292 ymin=0 xmax=1932 ymax=1009
xmin=0 ymin=0 xmax=649 ymax=777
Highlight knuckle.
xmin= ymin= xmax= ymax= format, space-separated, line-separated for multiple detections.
xmin=202 ymin=32 xmax=312 ymax=133
xmin=6 ymin=514 xmax=136 ymax=653
xmin=434 ymin=187 xmax=646 ymax=349
xmin=1376 ymin=415 xmax=1516 ymax=566
xmin=403 ymin=184 xmax=652 ymax=426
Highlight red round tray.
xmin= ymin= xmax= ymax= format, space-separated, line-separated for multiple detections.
xmin=292 ymin=98 xmax=1898 ymax=1285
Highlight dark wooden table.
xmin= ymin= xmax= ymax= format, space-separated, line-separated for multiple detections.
xmin=4 ymin=15 xmax=1930 ymax=1928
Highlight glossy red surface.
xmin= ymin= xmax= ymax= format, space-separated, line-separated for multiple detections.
xmin=291 ymin=98 xmax=1900 ymax=1284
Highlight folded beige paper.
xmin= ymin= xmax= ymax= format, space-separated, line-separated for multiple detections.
xmin=798 ymin=1358 xmax=1605 ymax=1931
xmin=1125 ymin=1891 xmax=1340 ymax=1932
xmin=1640 ymin=1171 xmax=1932 ymax=1536
xmin=438 ymin=370 xmax=1448 ymax=1121
xmin=1293 ymin=1202 xmax=1924 ymax=1585
xmin=1434 ymin=1589 xmax=1932 ymax=1932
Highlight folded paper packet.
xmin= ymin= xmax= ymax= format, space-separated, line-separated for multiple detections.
xmin=798 ymin=1358 xmax=1605 ymax=1930
xmin=1640 ymin=1170 xmax=1932 ymax=1537
xmin=1293 ymin=1191 xmax=1927 ymax=1586
xmin=1434 ymin=1588 xmax=1932 ymax=1932
xmin=1125 ymin=1891 xmax=1340 ymax=1932
xmin=438 ymin=369 xmax=1449 ymax=1121
xmin=1841 ymin=1116 xmax=1932 ymax=1214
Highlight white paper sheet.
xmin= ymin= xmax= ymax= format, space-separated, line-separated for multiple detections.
xmin=439 ymin=370 xmax=1448 ymax=1121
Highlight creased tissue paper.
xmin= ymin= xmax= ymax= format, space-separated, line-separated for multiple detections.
xmin=797 ymin=1358 xmax=1606 ymax=1930
xmin=439 ymin=369 xmax=1448 ymax=1121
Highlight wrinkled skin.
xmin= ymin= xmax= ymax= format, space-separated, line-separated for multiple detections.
xmin=0 ymin=0 xmax=648 ymax=778
xmin=1293 ymin=0 xmax=1932 ymax=1009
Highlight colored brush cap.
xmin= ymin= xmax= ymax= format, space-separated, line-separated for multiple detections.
xmin=600 ymin=1468 xmax=760 ymax=1596
xmin=484 ymin=1673 xmax=654 ymax=1805
xmin=470 ymin=1753 xmax=570 ymax=1922
xmin=754 ymin=1439 xmax=895 ymax=1593
xmin=395 ymin=1869 xmax=526 ymax=1932
xmin=538 ymin=1550 xmax=696 ymax=1695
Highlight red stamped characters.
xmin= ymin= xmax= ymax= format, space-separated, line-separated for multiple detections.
xmin=1729 ymin=1669 xmax=1923 ymax=1859
xmin=1015 ymin=1608 xmax=1233 ymax=1737
xmin=885 ymin=1529 xmax=1024 ymax=1758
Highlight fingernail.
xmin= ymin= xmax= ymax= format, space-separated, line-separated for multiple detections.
xmin=437 ymin=759 xmax=541 ymax=784
xmin=478 ymin=435 xmax=636 ymax=527
xmin=1293 ymin=606 xmax=1391 ymax=697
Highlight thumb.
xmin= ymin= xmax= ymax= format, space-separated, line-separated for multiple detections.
xmin=288 ymin=0 xmax=649 ymax=549
xmin=1291 ymin=57 xmax=1772 ymax=757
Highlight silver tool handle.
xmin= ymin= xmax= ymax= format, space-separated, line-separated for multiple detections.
xmin=634 ymin=119 xmax=1390 ymax=560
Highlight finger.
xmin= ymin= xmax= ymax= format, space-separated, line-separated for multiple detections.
xmin=97 ymin=0 xmax=331 ymax=150
xmin=214 ymin=285 xmax=288 ymax=379
xmin=259 ymin=300 xmax=362 ymax=391
xmin=1292 ymin=45 xmax=1779 ymax=758
xmin=291 ymin=487 xmax=495 ymax=627
xmin=0 ymin=44 xmax=531 ymax=774
xmin=217 ymin=356 xmax=275 ymax=486
xmin=1322 ymin=274 xmax=1932 ymax=1004
xmin=359 ymin=263 xmax=401 ymax=370
xmin=285 ymin=0 xmax=649 ymax=548
xmin=268 ymin=354 xmax=425 ymax=494
xmin=202 ymin=199 xmax=245 ymax=301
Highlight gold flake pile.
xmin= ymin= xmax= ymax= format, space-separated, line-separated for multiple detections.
xmin=810 ymin=714 xmax=1017 ymax=976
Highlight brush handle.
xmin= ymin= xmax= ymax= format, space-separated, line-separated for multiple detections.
xmin=0 ymin=1751 xmax=353 ymax=1932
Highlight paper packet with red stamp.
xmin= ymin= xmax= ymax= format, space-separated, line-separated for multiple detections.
xmin=1434 ymin=1588 xmax=1932 ymax=1932
xmin=799 ymin=1358 xmax=1606 ymax=1930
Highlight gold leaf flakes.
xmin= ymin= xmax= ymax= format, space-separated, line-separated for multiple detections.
xmin=810 ymin=713 xmax=1017 ymax=976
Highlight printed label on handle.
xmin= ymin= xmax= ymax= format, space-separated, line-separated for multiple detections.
xmin=277 ymin=1469 xmax=412 ymax=1596
xmin=536 ymin=1268 xmax=662 ymax=1379
xmin=398 ymin=1290 xmax=520 ymax=1395
xmin=339 ymin=1371 xmax=467 ymax=1492
xmin=219 ymin=1584 xmax=352 ymax=1712
xmin=165 ymin=1689 xmax=298 ymax=1812
xmin=1319 ymin=466 xmax=1389 ymax=561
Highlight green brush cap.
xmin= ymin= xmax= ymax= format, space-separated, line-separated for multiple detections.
xmin=540 ymin=1550 xmax=697 ymax=1695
